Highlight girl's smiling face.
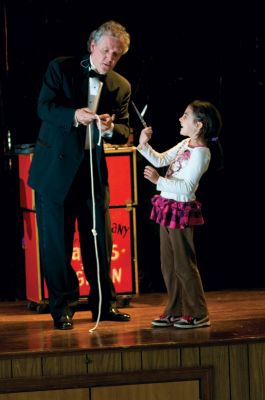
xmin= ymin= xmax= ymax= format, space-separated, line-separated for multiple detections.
xmin=179 ymin=106 xmax=202 ymax=139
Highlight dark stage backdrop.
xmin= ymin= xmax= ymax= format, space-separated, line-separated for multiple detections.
xmin=0 ymin=0 xmax=264 ymax=299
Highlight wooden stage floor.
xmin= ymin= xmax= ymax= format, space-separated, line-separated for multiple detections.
xmin=1 ymin=289 xmax=265 ymax=357
xmin=1 ymin=289 xmax=265 ymax=399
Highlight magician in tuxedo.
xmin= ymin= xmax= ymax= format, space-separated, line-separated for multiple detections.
xmin=28 ymin=20 xmax=132 ymax=329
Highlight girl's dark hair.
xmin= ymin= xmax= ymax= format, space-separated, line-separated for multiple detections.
xmin=190 ymin=100 xmax=222 ymax=141
xmin=190 ymin=100 xmax=224 ymax=171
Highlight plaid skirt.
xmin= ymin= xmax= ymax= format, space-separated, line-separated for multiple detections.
xmin=150 ymin=194 xmax=204 ymax=230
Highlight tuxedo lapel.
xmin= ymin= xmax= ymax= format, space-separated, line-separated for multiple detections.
xmin=71 ymin=57 xmax=89 ymax=107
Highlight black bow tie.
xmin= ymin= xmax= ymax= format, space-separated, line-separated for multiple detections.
xmin=89 ymin=69 xmax=106 ymax=81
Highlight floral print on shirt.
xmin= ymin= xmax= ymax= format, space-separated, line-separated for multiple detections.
xmin=165 ymin=148 xmax=191 ymax=178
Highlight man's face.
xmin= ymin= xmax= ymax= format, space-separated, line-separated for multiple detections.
xmin=90 ymin=34 xmax=124 ymax=74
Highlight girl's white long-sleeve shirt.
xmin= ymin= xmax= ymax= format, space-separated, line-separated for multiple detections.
xmin=137 ymin=138 xmax=211 ymax=202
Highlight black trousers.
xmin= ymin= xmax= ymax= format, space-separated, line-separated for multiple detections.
xmin=35 ymin=152 xmax=116 ymax=320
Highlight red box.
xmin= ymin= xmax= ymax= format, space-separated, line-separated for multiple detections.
xmin=23 ymin=207 xmax=138 ymax=303
xmin=18 ymin=153 xmax=35 ymax=210
xmin=105 ymin=147 xmax=138 ymax=207
xmin=18 ymin=147 xmax=138 ymax=210
xmin=18 ymin=147 xmax=139 ymax=305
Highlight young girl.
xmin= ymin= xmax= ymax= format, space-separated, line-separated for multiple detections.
xmin=137 ymin=100 xmax=222 ymax=329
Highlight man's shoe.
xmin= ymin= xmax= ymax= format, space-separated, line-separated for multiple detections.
xmin=92 ymin=307 xmax=130 ymax=322
xmin=53 ymin=313 xmax=73 ymax=330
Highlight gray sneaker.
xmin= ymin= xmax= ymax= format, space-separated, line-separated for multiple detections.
xmin=152 ymin=314 xmax=181 ymax=327
xmin=174 ymin=315 xmax=210 ymax=329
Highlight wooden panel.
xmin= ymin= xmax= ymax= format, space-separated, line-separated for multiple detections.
xmin=0 ymin=359 xmax=12 ymax=378
xmin=12 ymin=357 xmax=42 ymax=378
xmin=229 ymin=344 xmax=250 ymax=400
xmin=91 ymin=380 xmax=199 ymax=400
xmin=0 ymin=388 xmax=89 ymax=400
xmin=122 ymin=351 xmax=142 ymax=371
xmin=248 ymin=343 xmax=265 ymax=400
xmin=200 ymin=345 xmax=230 ymax=400
xmin=89 ymin=367 xmax=212 ymax=400
xmin=42 ymin=354 xmax=87 ymax=376
xmin=0 ymin=367 xmax=212 ymax=399
xmin=142 ymin=348 xmax=180 ymax=369
xmin=86 ymin=351 xmax=121 ymax=374
xmin=181 ymin=347 xmax=200 ymax=367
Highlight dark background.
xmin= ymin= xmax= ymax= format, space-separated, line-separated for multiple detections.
xmin=0 ymin=0 xmax=264 ymax=300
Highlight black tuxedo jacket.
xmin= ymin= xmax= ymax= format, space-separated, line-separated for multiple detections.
xmin=28 ymin=55 xmax=131 ymax=204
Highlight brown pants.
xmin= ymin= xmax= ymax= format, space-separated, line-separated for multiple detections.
xmin=160 ymin=225 xmax=208 ymax=318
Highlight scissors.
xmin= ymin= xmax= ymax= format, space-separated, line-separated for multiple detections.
xmin=131 ymin=101 xmax=148 ymax=128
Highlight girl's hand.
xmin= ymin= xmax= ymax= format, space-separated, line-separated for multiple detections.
xmin=139 ymin=126 xmax=153 ymax=148
xmin=144 ymin=165 xmax=160 ymax=184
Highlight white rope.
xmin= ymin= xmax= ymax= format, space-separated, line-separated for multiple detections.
xmin=88 ymin=115 xmax=102 ymax=333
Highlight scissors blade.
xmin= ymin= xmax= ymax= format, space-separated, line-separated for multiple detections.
xmin=131 ymin=101 xmax=147 ymax=128
xmin=141 ymin=104 xmax=148 ymax=117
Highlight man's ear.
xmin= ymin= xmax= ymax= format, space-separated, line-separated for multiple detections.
xmin=89 ymin=40 xmax=95 ymax=53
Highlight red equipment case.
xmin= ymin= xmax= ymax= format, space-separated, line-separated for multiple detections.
xmin=18 ymin=146 xmax=139 ymax=311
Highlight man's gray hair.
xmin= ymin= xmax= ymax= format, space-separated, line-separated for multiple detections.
xmin=87 ymin=20 xmax=130 ymax=55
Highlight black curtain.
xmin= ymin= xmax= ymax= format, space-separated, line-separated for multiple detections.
xmin=0 ymin=1 xmax=264 ymax=298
